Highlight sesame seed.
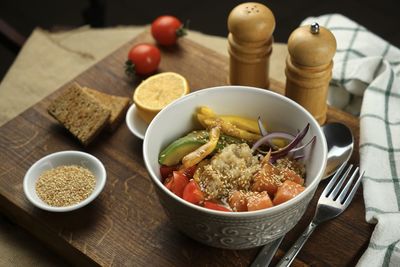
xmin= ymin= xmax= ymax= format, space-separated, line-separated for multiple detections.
xmin=35 ymin=165 xmax=96 ymax=207
xmin=194 ymin=143 xmax=306 ymax=209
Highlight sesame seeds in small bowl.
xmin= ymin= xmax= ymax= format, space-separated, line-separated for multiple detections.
xmin=23 ymin=151 xmax=106 ymax=212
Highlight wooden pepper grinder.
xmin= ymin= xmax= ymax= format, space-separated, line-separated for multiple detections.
xmin=285 ymin=23 xmax=336 ymax=125
xmin=227 ymin=2 xmax=275 ymax=88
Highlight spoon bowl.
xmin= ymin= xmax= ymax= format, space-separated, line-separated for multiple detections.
xmin=322 ymin=122 xmax=354 ymax=179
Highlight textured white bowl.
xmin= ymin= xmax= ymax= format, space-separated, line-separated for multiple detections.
xmin=143 ymin=86 xmax=327 ymax=249
xmin=23 ymin=151 xmax=106 ymax=212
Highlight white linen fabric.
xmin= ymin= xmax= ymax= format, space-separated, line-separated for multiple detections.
xmin=301 ymin=14 xmax=400 ymax=266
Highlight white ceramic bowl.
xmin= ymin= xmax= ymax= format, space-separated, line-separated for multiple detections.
xmin=143 ymin=86 xmax=327 ymax=249
xmin=23 ymin=151 xmax=106 ymax=212
xmin=126 ymin=103 xmax=148 ymax=140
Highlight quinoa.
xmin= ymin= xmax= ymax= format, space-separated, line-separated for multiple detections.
xmin=195 ymin=143 xmax=260 ymax=200
xmin=35 ymin=165 xmax=96 ymax=207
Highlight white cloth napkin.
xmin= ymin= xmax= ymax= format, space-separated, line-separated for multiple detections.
xmin=301 ymin=14 xmax=400 ymax=266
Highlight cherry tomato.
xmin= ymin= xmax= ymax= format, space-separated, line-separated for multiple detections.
xmin=164 ymin=171 xmax=189 ymax=198
xmin=183 ymin=180 xmax=204 ymax=204
xmin=125 ymin=43 xmax=161 ymax=76
xmin=151 ymin=15 xmax=186 ymax=46
xmin=203 ymin=201 xmax=231 ymax=212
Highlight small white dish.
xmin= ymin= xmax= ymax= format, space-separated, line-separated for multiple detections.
xmin=23 ymin=151 xmax=106 ymax=212
xmin=126 ymin=104 xmax=148 ymax=140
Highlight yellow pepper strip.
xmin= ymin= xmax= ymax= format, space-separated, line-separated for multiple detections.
xmin=220 ymin=115 xmax=263 ymax=134
xmin=270 ymin=138 xmax=289 ymax=148
xmin=203 ymin=117 xmax=261 ymax=143
xmin=182 ymin=127 xmax=220 ymax=168
xmin=197 ymin=106 xmax=216 ymax=117
xmin=195 ymin=106 xmax=263 ymax=143
xmin=196 ymin=113 xmax=209 ymax=128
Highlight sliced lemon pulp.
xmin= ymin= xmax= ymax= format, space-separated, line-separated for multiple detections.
xmin=133 ymin=72 xmax=189 ymax=123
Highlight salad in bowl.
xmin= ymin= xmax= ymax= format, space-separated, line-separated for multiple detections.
xmin=143 ymin=86 xmax=327 ymax=249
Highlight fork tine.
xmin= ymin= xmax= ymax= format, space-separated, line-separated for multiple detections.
xmin=329 ymin=164 xmax=353 ymax=199
xmin=337 ymin=167 xmax=359 ymax=203
xmin=321 ymin=162 xmax=347 ymax=197
xmin=342 ymin=170 xmax=364 ymax=208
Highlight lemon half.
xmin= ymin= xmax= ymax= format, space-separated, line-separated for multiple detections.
xmin=133 ymin=72 xmax=190 ymax=123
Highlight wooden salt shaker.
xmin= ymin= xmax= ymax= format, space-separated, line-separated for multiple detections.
xmin=227 ymin=2 xmax=275 ymax=88
xmin=285 ymin=23 xmax=336 ymax=125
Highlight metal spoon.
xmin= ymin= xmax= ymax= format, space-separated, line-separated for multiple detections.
xmin=322 ymin=122 xmax=354 ymax=179
xmin=250 ymin=122 xmax=354 ymax=267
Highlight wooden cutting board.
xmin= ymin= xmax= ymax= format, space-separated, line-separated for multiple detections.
xmin=0 ymin=31 xmax=371 ymax=266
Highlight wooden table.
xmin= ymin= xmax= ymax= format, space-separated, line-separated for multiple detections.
xmin=0 ymin=31 xmax=373 ymax=266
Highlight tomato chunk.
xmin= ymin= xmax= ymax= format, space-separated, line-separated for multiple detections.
xmin=181 ymin=165 xmax=197 ymax=179
xmin=183 ymin=180 xmax=204 ymax=204
xmin=160 ymin=165 xmax=178 ymax=180
xmin=273 ymin=180 xmax=305 ymax=205
xmin=164 ymin=171 xmax=189 ymax=198
xmin=203 ymin=201 xmax=231 ymax=212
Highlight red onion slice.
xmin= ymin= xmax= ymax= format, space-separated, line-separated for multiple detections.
xmin=269 ymin=123 xmax=310 ymax=160
xmin=293 ymin=154 xmax=305 ymax=161
xmin=289 ymin=136 xmax=316 ymax=154
xmin=258 ymin=116 xmax=268 ymax=136
xmin=252 ymin=124 xmax=307 ymax=152
xmin=251 ymin=132 xmax=296 ymax=152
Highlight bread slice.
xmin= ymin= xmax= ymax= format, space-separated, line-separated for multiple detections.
xmin=82 ymin=87 xmax=130 ymax=131
xmin=48 ymin=83 xmax=111 ymax=145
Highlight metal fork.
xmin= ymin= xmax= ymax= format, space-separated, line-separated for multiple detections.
xmin=275 ymin=163 xmax=364 ymax=267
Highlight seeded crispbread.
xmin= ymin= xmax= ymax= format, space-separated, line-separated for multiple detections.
xmin=82 ymin=87 xmax=130 ymax=131
xmin=48 ymin=83 xmax=111 ymax=145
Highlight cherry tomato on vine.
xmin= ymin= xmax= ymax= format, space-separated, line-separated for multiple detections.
xmin=125 ymin=43 xmax=161 ymax=76
xmin=151 ymin=15 xmax=186 ymax=46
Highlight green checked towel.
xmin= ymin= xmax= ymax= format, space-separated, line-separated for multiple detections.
xmin=302 ymin=14 xmax=400 ymax=266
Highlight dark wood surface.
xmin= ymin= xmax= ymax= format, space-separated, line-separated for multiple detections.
xmin=0 ymin=31 xmax=372 ymax=266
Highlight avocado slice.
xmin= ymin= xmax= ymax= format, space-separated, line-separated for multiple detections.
xmin=158 ymin=130 xmax=243 ymax=166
